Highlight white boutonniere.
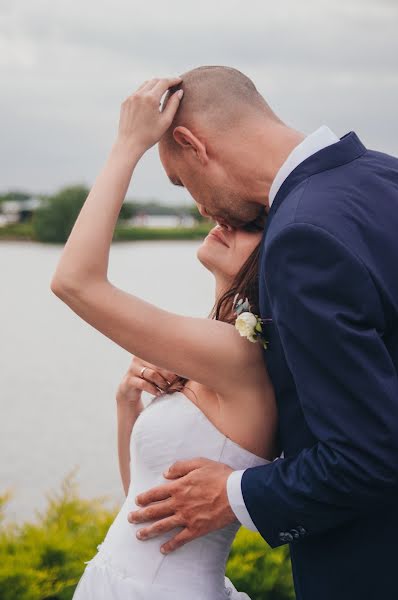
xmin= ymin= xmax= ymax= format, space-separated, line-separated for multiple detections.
xmin=233 ymin=294 xmax=271 ymax=350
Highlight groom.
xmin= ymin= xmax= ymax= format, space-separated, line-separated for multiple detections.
xmin=127 ymin=66 xmax=398 ymax=600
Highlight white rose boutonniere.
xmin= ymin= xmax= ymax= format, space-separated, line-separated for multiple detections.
xmin=233 ymin=294 xmax=271 ymax=350
xmin=235 ymin=312 xmax=258 ymax=342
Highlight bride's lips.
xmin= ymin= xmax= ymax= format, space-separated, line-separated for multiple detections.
xmin=207 ymin=227 xmax=230 ymax=247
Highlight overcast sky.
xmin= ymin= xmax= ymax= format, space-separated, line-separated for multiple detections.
xmin=1 ymin=0 xmax=397 ymax=205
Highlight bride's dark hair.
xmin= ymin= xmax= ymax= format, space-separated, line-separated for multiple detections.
xmin=160 ymin=213 xmax=266 ymax=397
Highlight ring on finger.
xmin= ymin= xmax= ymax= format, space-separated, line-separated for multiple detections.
xmin=140 ymin=366 xmax=148 ymax=379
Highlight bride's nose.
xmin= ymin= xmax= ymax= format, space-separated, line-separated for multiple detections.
xmin=216 ymin=220 xmax=233 ymax=232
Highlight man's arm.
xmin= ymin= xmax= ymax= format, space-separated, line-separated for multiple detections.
xmin=226 ymin=469 xmax=259 ymax=532
xmin=241 ymin=222 xmax=398 ymax=547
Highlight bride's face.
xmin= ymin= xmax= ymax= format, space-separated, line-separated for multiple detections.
xmin=197 ymin=224 xmax=263 ymax=282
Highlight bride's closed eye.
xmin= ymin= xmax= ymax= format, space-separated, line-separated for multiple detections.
xmin=241 ymin=219 xmax=265 ymax=233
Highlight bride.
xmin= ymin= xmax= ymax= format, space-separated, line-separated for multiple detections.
xmin=50 ymin=76 xmax=278 ymax=599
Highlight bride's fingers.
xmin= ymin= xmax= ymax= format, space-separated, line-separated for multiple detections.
xmin=160 ymin=87 xmax=183 ymax=126
xmin=133 ymin=76 xmax=181 ymax=98
xmin=131 ymin=362 xmax=175 ymax=388
xmin=129 ymin=356 xmax=177 ymax=383
xmin=136 ymin=515 xmax=182 ymax=541
xmin=160 ymin=528 xmax=193 ymax=554
xmin=128 ymin=375 xmax=161 ymax=397
xmin=137 ymin=78 xmax=160 ymax=93
xmin=139 ymin=368 xmax=170 ymax=390
xmin=130 ymin=78 xmax=160 ymax=96
xmin=150 ymin=76 xmax=182 ymax=97
xmin=153 ymin=367 xmax=179 ymax=385
xmin=135 ymin=80 xmax=149 ymax=92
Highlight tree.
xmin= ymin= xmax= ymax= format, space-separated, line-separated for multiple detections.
xmin=118 ymin=202 xmax=136 ymax=221
xmin=32 ymin=185 xmax=134 ymax=243
xmin=188 ymin=204 xmax=207 ymax=223
xmin=0 ymin=191 xmax=31 ymax=204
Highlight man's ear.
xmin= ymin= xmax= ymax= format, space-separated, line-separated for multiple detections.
xmin=173 ymin=126 xmax=208 ymax=165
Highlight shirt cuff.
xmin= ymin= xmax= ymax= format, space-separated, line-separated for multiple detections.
xmin=226 ymin=469 xmax=259 ymax=532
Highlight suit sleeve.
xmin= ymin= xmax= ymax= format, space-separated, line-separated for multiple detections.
xmin=241 ymin=222 xmax=398 ymax=548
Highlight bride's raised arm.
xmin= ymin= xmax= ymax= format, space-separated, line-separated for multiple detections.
xmin=50 ymin=77 xmax=263 ymax=397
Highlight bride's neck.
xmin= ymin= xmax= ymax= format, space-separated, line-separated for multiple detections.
xmin=214 ymin=276 xmax=233 ymax=305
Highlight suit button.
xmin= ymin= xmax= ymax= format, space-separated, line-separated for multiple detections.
xmin=278 ymin=532 xmax=287 ymax=542
xmin=297 ymin=526 xmax=307 ymax=536
xmin=284 ymin=533 xmax=294 ymax=542
xmin=290 ymin=529 xmax=300 ymax=539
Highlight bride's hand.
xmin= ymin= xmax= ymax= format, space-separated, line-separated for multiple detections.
xmin=116 ymin=356 xmax=179 ymax=405
xmin=115 ymin=76 xmax=184 ymax=157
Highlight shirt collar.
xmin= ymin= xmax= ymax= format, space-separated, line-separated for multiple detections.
xmin=268 ymin=125 xmax=340 ymax=207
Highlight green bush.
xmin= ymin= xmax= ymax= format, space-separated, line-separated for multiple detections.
xmin=0 ymin=471 xmax=294 ymax=600
xmin=0 ymin=470 xmax=117 ymax=600
xmin=0 ymin=222 xmax=35 ymax=241
xmin=227 ymin=528 xmax=295 ymax=600
xmin=31 ymin=186 xmax=136 ymax=244
xmin=32 ymin=186 xmax=89 ymax=244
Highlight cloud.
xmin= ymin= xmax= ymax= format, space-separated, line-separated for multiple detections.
xmin=1 ymin=0 xmax=397 ymax=203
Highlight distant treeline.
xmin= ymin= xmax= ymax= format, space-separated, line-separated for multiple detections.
xmin=0 ymin=189 xmax=203 ymax=218
xmin=0 ymin=186 xmax=210 ymax=244
xmin=0 ymin=191 xmax=32 ymax=203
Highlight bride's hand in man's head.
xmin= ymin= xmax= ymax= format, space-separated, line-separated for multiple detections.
xmin=115 ymin=77 xmax=184 ymax=157
xmin=116 ymin=356 xmax=179 ymax=406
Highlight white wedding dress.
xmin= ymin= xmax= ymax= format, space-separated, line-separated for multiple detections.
xmin=72 ymin=390 xmax=269 ymax=599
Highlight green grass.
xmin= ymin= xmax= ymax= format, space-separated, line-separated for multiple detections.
xmin=112 ymin=223 xmax=212 ymax=241
xmin=0 ymin=470 xmax=295 ymax=600
xmin=0 ymin=222 xmax=212 ymax=243
xmin=0 ymin=222 xmax=36 ymax=241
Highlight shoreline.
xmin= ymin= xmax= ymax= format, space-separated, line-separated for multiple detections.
xmin=0 ymin=223 xmax=212 ymax=244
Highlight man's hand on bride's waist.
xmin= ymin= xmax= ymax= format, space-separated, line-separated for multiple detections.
xmin=127 ymin=458 xmax=236 ymax=554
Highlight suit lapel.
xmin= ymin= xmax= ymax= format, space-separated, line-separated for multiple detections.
xmin=257 ymin=131 xmax=367 ymax=319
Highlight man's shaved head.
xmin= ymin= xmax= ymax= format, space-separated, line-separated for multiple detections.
xmin=157 ymin=65 xmax=293 ymax=228
xmin=161 ymin=65 xmax=279 ymax=152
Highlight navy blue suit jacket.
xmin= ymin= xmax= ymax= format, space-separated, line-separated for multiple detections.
xmin=241 ymin=132 xmax=398 ymax=600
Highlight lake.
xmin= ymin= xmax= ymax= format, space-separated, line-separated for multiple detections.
xmin=0 ymin=240 xmax=214 ymax=521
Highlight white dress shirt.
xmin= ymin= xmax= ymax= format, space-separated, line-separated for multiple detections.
xmin=226 ymin=125 xmax=340 ymax=532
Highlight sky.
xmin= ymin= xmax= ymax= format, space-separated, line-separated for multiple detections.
xmin=1 ymin=0 xmax=398 ymax=206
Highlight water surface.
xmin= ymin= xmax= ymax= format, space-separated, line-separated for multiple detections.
xmin=0 ymin=240 xmax=214 ymax=521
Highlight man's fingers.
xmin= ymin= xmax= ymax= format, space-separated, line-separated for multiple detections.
xmin=160 ymin=527 xmax=194 ymax=554
xmin=163 ymin=458 xmax=208 ymax=479
xmin=136 ymin=515 xmax=182 ymax=541
xmin=128 ymin=498 xmax=174 ymax=524
xmin=134 ymin=482 xmax=173 ymax=507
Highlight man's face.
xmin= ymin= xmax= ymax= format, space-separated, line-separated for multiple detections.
xmin=158 ymin=141 xmax=264 ymax=228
